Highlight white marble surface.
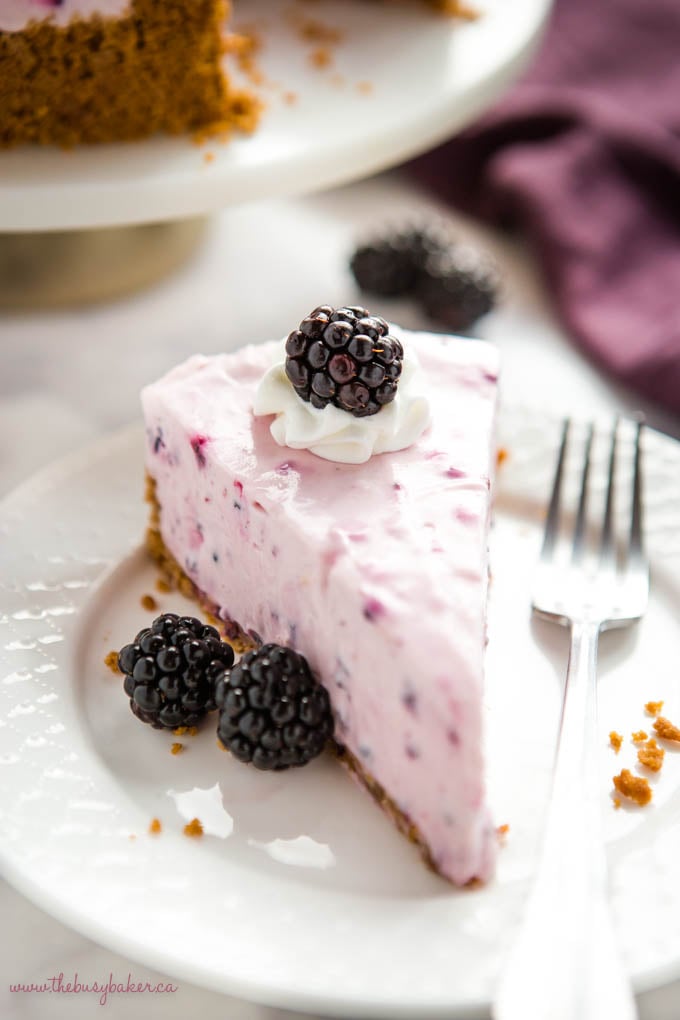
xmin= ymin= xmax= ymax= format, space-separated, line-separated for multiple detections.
xmin=1 ymin=170 xmax=679 ymax=1019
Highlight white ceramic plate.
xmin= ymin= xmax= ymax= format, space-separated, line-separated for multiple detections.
xmin=0 ymin=0 xmax=550 ymax=232
xmin=2 ymin=407 xmax=680 ymax=1018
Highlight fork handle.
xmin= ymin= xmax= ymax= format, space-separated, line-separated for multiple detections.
xmin=493 ymin=621 xmax=637 ymax=1020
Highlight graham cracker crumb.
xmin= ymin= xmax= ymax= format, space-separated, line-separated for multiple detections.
xmin=310 ymin=47 xmax=332 ymax=69
xmin=637 ymin=738 xmax=664 ymax=772
xmin=155 ymin=578 xmax=172 ymax=594
xmin=191 ymin=85 xmax=263 ymax=145
xmin=283 ymin=91 xmax=298 ymax=105
xmin=227 ymin=29 xmax=265 ymax=86
xmin=173 ymin=726 xmax=188 ymax=736
xmin=497 ymin=823 xmax=510 ymax=840
xmin=183 ymin=818 xmax=204 ymax=838
xmin=104 ymin=650 xmax=120 ymax=674
xmin=217 ymin=739 xmax=228 ymax=751
xmin=171 ymin=742 xmax=184 ymax=755
xmin=613 ymin=798 xmax=622 ymax=810
xmin=654 ymin=716 xmax=680 ymax=742
xmin=356 ymin=81 xmax=373 ymax=95
xmin=645 ymin=700 xmax=664 ymax=716
xmin=496 ymin=447 xmax=509 ymax=467
xmin=149 ymin=818 xmax=162 ymax=835
xmin=288 ymin=13 xmax=343 ymax=44
xmin=140 ymin=594 xmax=158 ymax=612
xmin=433 ymin=0 xmax=480 ymax=18
xmin=632 ymin=730 xmax=648 ymax=744
xmin=609 ymin=731 xmax=623 ymax=753
xmin=613 ymin=769 xmax=652 ymax=806
xmin=204 ymin=152 xmax=215 ymax=164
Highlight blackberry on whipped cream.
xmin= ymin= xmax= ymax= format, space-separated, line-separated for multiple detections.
xmin=284 ymin=305 xmax=403 ymax=417
xmin=252 ymin=322 xmax=434 ymax=463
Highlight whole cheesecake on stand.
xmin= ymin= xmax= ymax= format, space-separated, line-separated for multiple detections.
xmin=0 ymin=0 xmax=256 ymax=302
xmin=142 ymin=305 xmax=500 ymax=886
xmin=0 ymin=0 xmax=476 ymax=148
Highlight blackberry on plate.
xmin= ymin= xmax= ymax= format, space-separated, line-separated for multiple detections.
xmin=118 ymin=613 xmax=235 ymax=730
xmin=349 ymin=223 xmax=453 ymax=297
xmin=215 ymin=643 xmax=334 ymax=770
xmin=416 ymin=246 xmax=499 ymax=332
xmin=285 ymin=304 xmax=403 ymax=417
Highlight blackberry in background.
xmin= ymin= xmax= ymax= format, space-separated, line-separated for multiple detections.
xmin=349 ymin=222 xmax=500 ymax=333
xmin=416 ymin=246 xmax=499 ymax=333
xmin=349 ymin=223 xmax=452 ymax=297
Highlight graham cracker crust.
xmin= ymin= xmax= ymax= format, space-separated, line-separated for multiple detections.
xmin=332 ymin=743 xmax=440 ymax=875
xmin=0 ymin=0 xmax=260 ymax=147
xmin=145 ymin=471 xmax=472 ymax=884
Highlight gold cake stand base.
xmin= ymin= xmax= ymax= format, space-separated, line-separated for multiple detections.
xmin=0 ymin=218 xmax=208 ymax=309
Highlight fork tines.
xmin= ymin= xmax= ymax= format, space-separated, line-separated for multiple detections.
xmin=540 ymin=416 xmax=646 ymax=571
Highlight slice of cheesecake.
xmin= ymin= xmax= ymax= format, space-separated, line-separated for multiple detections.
xmin=142 ymin=329 xmax=499 ymax=885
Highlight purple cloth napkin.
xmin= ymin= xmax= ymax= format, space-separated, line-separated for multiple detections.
xmin=413 ymin=0 xmax=680 ymax=415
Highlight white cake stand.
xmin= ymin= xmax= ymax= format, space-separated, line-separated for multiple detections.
xmin=0 ymin=0 xmax=550 ymax=232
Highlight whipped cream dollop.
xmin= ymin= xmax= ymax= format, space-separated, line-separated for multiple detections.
xmin=253 ymin=340 xmax=432 ymax=464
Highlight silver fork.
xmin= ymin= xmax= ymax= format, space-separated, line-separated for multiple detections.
xmin=493 ymin=417 xmax=649 ymax=1020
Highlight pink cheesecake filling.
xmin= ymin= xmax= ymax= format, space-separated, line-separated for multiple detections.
xmin=0 ymin=0 xmax=128 ymax=32
xmin=142 ymin=331 xmax=499 ymax=885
